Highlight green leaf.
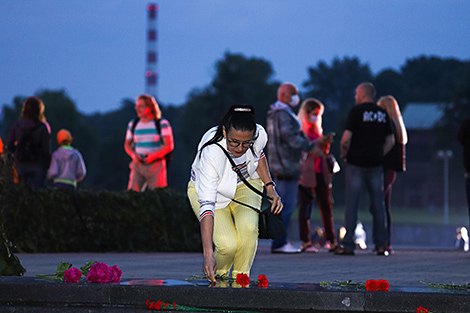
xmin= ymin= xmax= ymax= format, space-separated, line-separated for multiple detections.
xmin=80 ymin=260 xmax=97 ymax=277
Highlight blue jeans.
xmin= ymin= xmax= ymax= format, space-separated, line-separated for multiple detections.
xmin=272 ymin=178 xmax=298 ymax=249
xmin=343 ymin=164 xmax=387 ymax=251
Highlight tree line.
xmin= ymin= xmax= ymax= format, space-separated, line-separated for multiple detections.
xmin=1 ymin=53 xmax=469 ymax=196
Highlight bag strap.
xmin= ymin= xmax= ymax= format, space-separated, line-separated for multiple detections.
xmin=155 ymin=118 xmax=161 ymax=134
xmin=214 ymin=143 xmax=273 ymax=214
xmin=231 ymin=198 xmax=262 ymax=213
xmin=131 ymin=118 xmax=140 ymax=135
xmin=132 ymin=117 xmax=162 ymax=135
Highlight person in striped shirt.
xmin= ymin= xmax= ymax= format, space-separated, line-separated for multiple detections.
xmin=124 ymin=94 xmax=174 ymax=191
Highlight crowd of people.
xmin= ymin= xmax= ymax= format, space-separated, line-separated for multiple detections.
xmin=2 ymin=94 xmax=174 ymax=192
xmin=3 ymin=96 xmax=86 ymax=190
xmin=188 ymin=81 xmax=410 ymax=282
xmin=6 ymin=82 xmax=470 ymax=284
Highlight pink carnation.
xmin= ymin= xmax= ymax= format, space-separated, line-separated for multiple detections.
xmin=64 ymin=267 xmax=82 ymax=283
xmin=109 ymin=265 xmax=122 ymax=283
xmin=86 ymin=262 xmax=111 ymax=283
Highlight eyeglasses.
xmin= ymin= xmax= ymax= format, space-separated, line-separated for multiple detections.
xmin=227 ymin=138 xmax=254 ymax=148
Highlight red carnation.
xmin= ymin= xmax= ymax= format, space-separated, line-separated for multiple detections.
xmin=236 ymin=273 xmax=250 ymax=287
xmin=258 ymin=274 xmax=268 ymax=288
xmin=156 ymin=300 xmax=164 ymax=310
xmin=365 ymin=279 xmax=379 ymax=291
xmin=378 ymin=279 xmax=389 ymax=291
xmin=417 ymin=307 xmax=429 ymax=313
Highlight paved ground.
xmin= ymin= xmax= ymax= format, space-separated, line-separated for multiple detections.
xmin=16 ymin=240 xmax=470 ymax=288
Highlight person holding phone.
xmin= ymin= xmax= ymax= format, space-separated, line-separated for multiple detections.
xmin=297 ymin=98 xmax=340 ymax=252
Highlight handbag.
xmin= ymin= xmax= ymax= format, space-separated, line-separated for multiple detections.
xmin=215 ymin=143 xmax=285 ymax=240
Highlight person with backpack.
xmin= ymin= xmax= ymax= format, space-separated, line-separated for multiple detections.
xmin=124 ymin=94 xmax=174 ymax=191
xmin=5 ymin=96 xmax=51 ymax=189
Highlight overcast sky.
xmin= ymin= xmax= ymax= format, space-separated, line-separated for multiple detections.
xmin=1 ymin=0 xmax=469 ymax=114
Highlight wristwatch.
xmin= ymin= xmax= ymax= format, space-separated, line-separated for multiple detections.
xmin=265 ymin=181 xmax=276 ymax=188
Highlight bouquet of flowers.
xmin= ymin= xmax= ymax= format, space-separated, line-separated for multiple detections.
xmin=36 ymin=260 xmax=122 ymax=284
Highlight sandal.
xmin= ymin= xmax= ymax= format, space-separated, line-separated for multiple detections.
xmin=301 ymin=244 xmax=318 ymax=253
xmin=328 ymin=242 xmax=340 ymax=252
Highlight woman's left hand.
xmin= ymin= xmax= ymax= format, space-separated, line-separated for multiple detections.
xmin=266 ymin=187 xmax=283 ymax=214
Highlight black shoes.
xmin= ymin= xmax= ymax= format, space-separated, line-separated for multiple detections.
xmin=376 ymin=246 xmax=390 ymax=256
xmin=334 ymin=247 xmax=355 ymax=255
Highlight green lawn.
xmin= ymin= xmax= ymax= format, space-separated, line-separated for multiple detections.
xmin=304 ymin=206 xmax=469 ymax=226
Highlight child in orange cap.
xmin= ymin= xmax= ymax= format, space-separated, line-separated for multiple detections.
xmin=47 ymin=129 xmax=86 ymax=189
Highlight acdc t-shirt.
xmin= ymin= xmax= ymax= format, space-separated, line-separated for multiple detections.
xmin=344 ymin=102 xmax=393 ymax=168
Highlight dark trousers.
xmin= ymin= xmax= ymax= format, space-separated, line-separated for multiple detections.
xmin=16 ymin=165 xmax=46 ymax=189
xmin=383 ymin=169 xmax=397 ymax=247
xmin=298 ymin=173 xmax=336 ymax=243
xmin=466 ymin=175 xmax=470 ymax=228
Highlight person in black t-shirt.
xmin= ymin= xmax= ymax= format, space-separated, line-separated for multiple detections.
xmin=336 ymin=82 xmax=394 ymax=256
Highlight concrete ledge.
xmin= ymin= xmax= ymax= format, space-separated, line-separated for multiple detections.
xmin=1 ymin=277 xmax=469 ymax=312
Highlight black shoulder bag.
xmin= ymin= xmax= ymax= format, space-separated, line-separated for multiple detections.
xmin=215 ymin=143 xmax=285 ymax=240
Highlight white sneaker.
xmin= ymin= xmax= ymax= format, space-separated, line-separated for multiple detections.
xmin=271 ymin=242 xmax=301 ymax=254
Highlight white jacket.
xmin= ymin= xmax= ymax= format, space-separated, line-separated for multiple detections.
xmin=190 ymin=124 xmax=267 ymax=218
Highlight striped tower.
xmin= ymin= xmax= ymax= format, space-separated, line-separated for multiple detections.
xmin=145 ymin=3 xmax=159 ymax=98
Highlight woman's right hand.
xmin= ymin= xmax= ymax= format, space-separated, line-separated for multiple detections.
xmin=266 ymin=186 xmax=283 ymax=215
xmin=202 ymin=254 xmax=217 ymax=283
xmin=200 ymin=216 xmax=216 ymax=283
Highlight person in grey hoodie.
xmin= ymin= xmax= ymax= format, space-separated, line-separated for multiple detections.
xmin=266 ymin=82 xmax=330 ymax=254
xmin=48 ymin=129 xmax=86 ymax=189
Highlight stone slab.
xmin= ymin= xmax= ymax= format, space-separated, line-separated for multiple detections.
xmin=4 ymin=247 xmax=470 ymax=312
xmin=1 ymin=276 xmax=469 ymax=313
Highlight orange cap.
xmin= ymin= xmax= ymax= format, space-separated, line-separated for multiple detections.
xmin=57 ymin=129 xmax=73 ymax=145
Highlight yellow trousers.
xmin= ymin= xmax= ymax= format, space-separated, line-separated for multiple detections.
xmin=187 ymin=179 xmax=262 ymax=278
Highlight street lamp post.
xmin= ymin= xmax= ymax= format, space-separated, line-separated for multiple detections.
xmin=437 ymin=149 xmax=453 ymax=225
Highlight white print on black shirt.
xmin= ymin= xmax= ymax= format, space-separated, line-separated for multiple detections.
xmin=363 ymin=111 xmax=387 ymax=123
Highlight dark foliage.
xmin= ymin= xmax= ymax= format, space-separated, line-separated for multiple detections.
xmin=1 ymin=53 xmax=469 ymax=207
xmin=0 ymin=153 xmax=201 ymax=253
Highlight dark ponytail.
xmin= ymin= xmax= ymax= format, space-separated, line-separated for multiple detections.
xmin=199 ymin=104 xmax=257 ymax=155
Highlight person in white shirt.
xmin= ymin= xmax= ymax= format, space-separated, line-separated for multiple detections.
xmin=187 ymin=105 xmax=283 ymax=283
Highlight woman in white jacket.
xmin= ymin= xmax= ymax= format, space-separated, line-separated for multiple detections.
xmin=187 ymin=105 xmax=283 ymax=283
